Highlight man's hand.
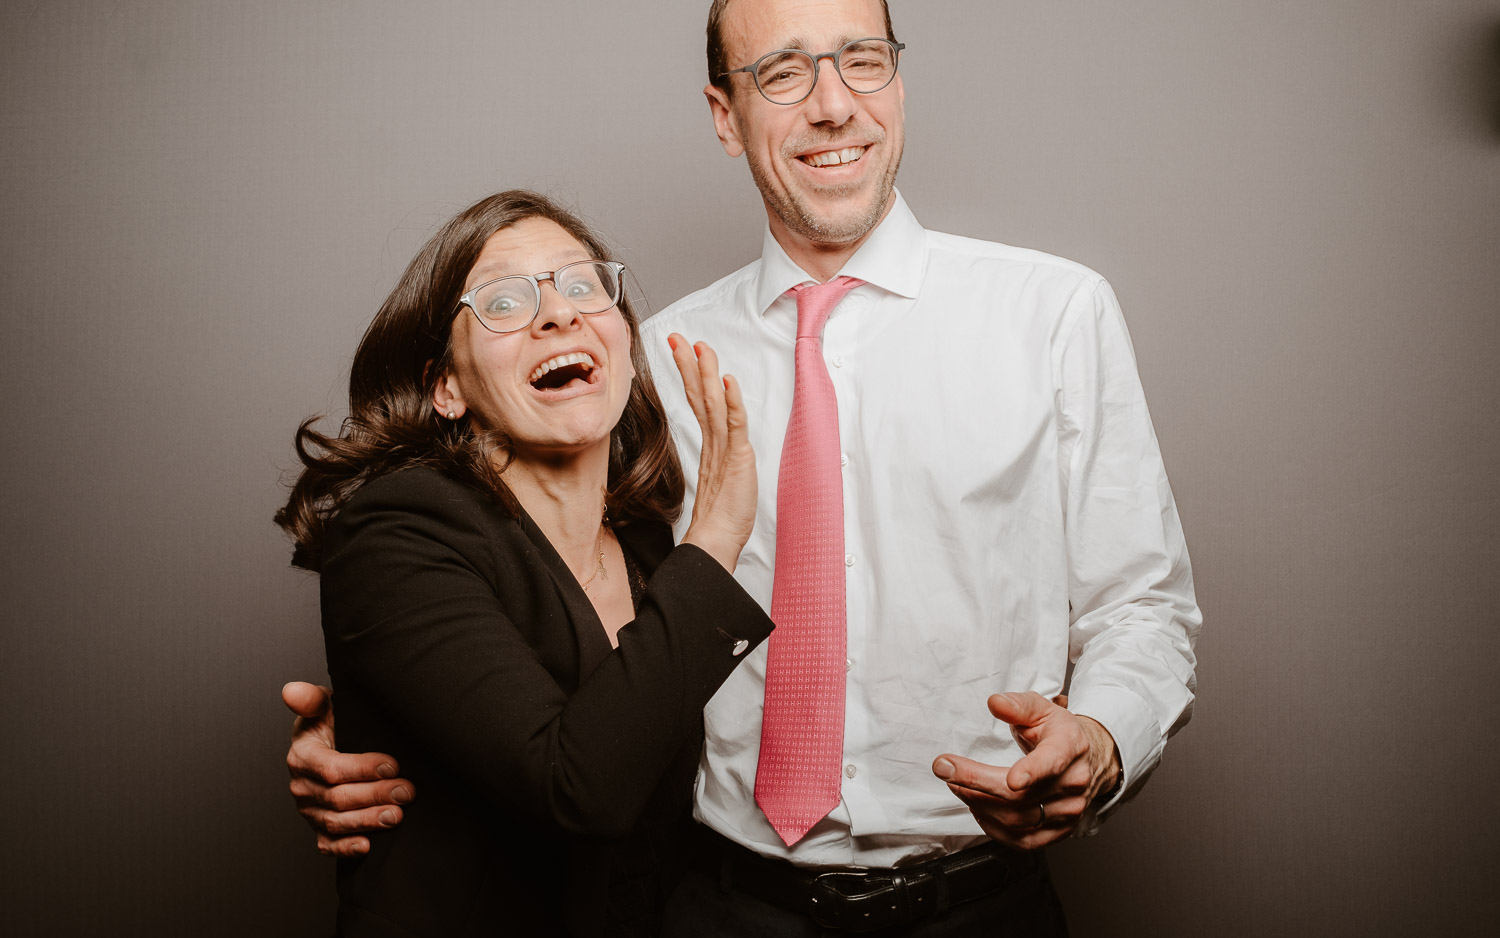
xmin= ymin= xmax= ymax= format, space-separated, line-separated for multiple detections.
xmin=283 ymin=681 xmax=415 ymax=857
xmin=931 ymin=692 xmax=1121 ymax=851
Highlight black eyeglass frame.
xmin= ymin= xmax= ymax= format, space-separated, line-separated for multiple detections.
xmin=455 ymin=260 xmax=627 ymax=335
xmin=719 ymin=37 xmax=906 ymax=105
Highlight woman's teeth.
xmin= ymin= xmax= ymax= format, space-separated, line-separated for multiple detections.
xmin=529 ymin=351 xmax=596 ymax=385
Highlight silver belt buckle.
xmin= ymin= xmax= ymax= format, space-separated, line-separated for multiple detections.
xmin=809 ymin=870 xmax=903 ymax=932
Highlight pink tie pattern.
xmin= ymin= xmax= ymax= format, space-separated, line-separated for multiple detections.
xmin=755 ymin=275 xmax=863 ymax=847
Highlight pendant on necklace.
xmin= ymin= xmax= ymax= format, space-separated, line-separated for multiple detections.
xmin=579 ymin=522 xmax=608 ymax=591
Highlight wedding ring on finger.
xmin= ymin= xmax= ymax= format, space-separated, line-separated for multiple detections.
xmin=1034 ymin=802 xmax=1047 ymax=828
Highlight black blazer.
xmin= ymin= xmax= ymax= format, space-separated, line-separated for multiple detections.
xmin=319 ymin=468 xmax=773 ymax=937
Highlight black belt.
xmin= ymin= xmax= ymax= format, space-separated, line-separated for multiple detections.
xmin=694 ymin=828 xmax=1040 ymax=933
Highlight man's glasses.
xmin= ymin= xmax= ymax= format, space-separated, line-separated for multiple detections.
xmin=720 ymin=37 xmax=905 ymax=105
xmin=457 ymin=260 xmax=626 ymax=334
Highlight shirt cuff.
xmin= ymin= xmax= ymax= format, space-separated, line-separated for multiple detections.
xmin=1065 ymin=683 xmax=1164 ymax=836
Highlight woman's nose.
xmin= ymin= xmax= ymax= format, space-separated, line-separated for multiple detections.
xmin=531 ymin=282 xmax=582 ymax=332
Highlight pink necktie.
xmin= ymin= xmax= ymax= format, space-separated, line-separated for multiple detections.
xmin=755 ymin=275 xmax=863 ymax=847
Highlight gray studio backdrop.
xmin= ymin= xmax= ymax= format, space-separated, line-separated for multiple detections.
xmin=2 ymin=1 xmax=1497 ymax=935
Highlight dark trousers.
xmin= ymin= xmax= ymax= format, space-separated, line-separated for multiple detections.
xmin=661 ymin=839 xmax=1069 ymax=938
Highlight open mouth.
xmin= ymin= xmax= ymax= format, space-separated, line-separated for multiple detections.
xmin=529 ymin=351 xmax=598 ymax=392
xmin=799 ymin=145 xmax=867 ymax=168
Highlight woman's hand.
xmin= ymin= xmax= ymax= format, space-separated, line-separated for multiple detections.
xmin=670 ymin=334 xmax=756 ymax=572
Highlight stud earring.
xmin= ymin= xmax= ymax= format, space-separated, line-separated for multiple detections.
xmin=446 ymin=411 xmax=457 ymax=420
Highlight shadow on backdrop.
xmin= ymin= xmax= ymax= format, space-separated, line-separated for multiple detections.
xmin=1483 ymin=18 xmax=1500 ymax=136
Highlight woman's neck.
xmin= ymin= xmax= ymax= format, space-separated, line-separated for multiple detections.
xmin=501 ymin=445 xmax=610 ymax=560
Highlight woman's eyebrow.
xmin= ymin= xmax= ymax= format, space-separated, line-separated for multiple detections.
xmin=470 ymin=252 xmax=594 ymax=281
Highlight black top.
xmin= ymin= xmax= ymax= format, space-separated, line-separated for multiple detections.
xmin=318 ymin=468 xmax=774 ymax=936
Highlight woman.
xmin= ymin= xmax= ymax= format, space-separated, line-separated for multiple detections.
xmin=275 ymin=190 xmax=772 ymax=936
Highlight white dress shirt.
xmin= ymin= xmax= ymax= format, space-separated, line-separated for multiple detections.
xmin=640 ymin=191 xmax=1200 ymax=869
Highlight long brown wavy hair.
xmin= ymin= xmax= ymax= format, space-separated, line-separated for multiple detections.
xmin=275 ymin=190 xmax=684 ymax=571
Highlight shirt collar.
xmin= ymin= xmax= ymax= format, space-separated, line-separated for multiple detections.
xmin=752 ymin=188 xmax=926 ymax=316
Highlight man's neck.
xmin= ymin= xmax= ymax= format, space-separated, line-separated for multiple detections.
xmin=765 ymin=196 xmax=896 ymax=283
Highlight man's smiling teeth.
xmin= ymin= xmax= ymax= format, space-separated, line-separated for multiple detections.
xmin=529 ymin=351 xmax=595 ymax=384
xmin=802 ymin=146 xmax=867 ymax=167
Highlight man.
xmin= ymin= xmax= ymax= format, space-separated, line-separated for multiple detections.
xmin=285 ymin=0 xmax=1199 ymax=932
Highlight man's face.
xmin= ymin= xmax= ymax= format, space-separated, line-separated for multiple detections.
xmin=707 ymin=0 xmax=905 ymax=248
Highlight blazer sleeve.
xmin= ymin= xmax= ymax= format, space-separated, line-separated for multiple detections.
xmin=320 ymin=470 xmax=773 ymax=839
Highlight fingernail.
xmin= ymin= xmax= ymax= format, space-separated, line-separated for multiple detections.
xmin=376 ymin=762 xmax=396 ymax=779
xmin=391 ymin=786 xmax=412 ymax=804
xmin=668 ymin=335 xmax=679 ymax=350
xmin=379 ymin=809 xmax=398 ymax=827
xmin=933 ymin=757 xmax=955 ymax=780
xmin=1013 ymin=772 xmax=1030 ymax=789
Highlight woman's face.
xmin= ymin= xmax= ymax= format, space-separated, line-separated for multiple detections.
xmin=435 ymin=217 xmax=635 ymax=463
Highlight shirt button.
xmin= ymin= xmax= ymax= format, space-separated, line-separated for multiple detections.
xmin=840 ymin=453 xmax=848 ymax=467
xmin=844 ymin=764 xmax=858 ymax=779
xmin=831 ymin=355 xmax=844 ymax=368
xmin=845 ymin=658 xmax=853 ymax=672
xmin=844 ymin=554 xmax=855 ymax=567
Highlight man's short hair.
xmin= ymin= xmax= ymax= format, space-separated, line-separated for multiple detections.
xmin=706 ymin=0 xmax=898 ymax=94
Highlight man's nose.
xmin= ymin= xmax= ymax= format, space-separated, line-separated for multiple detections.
xmin=803 ymin=60 xmax=857 ymax=125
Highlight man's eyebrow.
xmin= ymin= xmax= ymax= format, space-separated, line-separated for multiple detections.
xmin=757 ymin=33 xmax=869 ymax=57
xmin=772 ymin=34 xmax=867 ymax=54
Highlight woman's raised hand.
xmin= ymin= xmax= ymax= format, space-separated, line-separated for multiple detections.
xmin=670 ymin=334 xmax=756 ymax=572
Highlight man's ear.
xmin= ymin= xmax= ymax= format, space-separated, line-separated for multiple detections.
xmin=430 ymin=364 xmax=467 ymax=421
xmin=704 ymin=83 xmax=745 ymax=158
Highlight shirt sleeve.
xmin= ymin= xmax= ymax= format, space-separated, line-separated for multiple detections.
xmin=1052 ymin=278 xmax=1202 ymax=833
xmin=319 ymin=472 xmax=774 ymax=839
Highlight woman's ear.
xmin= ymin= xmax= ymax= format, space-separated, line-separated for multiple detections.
xmin=430 ymin=365 xmax=467 ymax=421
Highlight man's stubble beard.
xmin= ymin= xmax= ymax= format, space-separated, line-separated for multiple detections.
xmin=745 ymin=142 xmax=904 ymax=246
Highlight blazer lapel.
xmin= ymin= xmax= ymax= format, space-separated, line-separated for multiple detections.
xmin=513 ymin=505 xmax=615 ymax=682
xmin=613 ymin=519 xmax=671 ymax=574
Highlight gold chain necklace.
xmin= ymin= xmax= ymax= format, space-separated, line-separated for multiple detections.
xmin=579 ymin=519 xmax=608 ymax=591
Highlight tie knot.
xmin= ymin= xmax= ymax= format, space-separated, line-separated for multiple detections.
xmin=788 ymin=276 xmax=863 ymax=339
